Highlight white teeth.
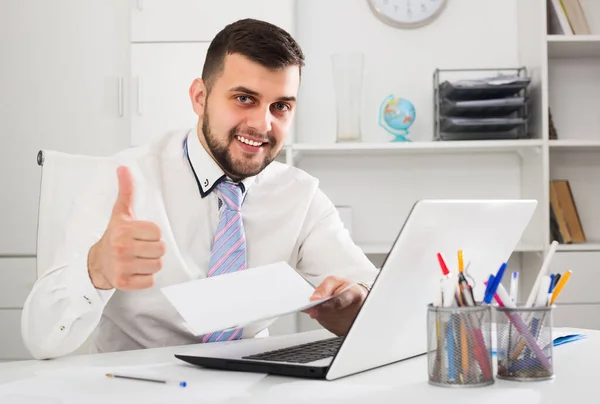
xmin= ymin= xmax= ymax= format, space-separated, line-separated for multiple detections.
xmin=236 ymin=135 xmax=263 ymax=147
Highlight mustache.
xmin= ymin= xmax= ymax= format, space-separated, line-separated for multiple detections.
xmin=229 ymin=127 xmax=273 ymax=143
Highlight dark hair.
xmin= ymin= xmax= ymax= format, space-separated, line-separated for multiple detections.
xmin=202 ymin=18 xmax=305 ymax=92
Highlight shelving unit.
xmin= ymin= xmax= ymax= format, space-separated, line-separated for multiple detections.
xmin=290 ymin=0 xmax=600 ymax=331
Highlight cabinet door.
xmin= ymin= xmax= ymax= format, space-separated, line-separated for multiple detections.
xmin=131 ymin=43 xmax=208 ymax=146
xmin=0 ymin=0 xmax=131 ymax=255
xmin=0 ymin=258 xmax=36 ymax=309
xmin=0 ymin=310 xmax=31 ymax=361
xmin=131 ymin=0 xmax=295 ymax=42
xmin=547 ymin=252 xmax=600 ymax=304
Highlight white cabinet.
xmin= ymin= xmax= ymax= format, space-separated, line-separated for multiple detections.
xmin=0 ymin=0 xmax=131 ymax=255
xmin=131 ymin=0 xmax=295 ymax=42
xmin=130 ymin=43 xmax=208 ymax=146
xmin=0 ymin=310 xmax=31 ymax=361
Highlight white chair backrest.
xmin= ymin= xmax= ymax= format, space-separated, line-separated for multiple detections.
xmin=36 ymin=150 xmax=109 ymax=279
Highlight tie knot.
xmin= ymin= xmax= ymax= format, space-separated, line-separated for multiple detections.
xmin=217 ymin=181 xmax=243 ymax=211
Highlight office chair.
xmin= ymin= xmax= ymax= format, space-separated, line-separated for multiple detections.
xmin=36 ymin=149 xmax=109 ymax=355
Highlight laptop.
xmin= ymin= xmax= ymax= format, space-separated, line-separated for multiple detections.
xmin=174 ymin=199 xmax=538 ymax=380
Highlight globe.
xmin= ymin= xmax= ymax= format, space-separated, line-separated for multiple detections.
xmin=378 ymin=95 xmax=416 ymax=142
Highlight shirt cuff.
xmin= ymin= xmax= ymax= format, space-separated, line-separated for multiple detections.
xmin=65 ymin=251 xmax=115 ymax=311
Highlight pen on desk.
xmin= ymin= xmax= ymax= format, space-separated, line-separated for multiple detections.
xmin=510 ymin=271 xmax=519 ymax=303
xmin=105 ymin=373 xmax=187 ymax=387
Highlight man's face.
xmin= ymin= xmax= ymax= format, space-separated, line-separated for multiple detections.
xmin=190 ymin=53 xmax=300 ymax=180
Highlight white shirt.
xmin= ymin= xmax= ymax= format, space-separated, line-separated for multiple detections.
xmin=21 ymin=128 xmax=378 ymax=359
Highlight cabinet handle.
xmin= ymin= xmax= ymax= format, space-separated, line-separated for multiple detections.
xmin=118 ymin=77 xmax=124 ymax=117
xmin=137 ymin=76 xmax=143 ymax=116
xmin=137 ymin=0 xmax=144 ymax=11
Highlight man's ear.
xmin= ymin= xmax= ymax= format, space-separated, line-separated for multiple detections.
xmin=189 ymin=78 xmax=207 ymax=118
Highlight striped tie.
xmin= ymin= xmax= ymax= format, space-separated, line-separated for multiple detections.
xmin=201 ymin=181 xmax=247 ymax=343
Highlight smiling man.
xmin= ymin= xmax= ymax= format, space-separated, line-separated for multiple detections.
xmin=21 ymin=18 xmax=378 ymax=359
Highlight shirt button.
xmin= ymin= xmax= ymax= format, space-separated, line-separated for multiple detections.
xmin=60 ymin=325 xmax=65 ymax=331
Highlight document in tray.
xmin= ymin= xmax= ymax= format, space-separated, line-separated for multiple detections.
xmin=161 ymin=261 xmax=355 ymax=336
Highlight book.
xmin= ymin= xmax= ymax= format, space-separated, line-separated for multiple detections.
xmin=548 ymin=0 xmax=574 ymax=35
xmin=550 ymin=180 xmax=573 ymax=243
xmin=561 ymin=0 xmax=591 ymax=34
xmin=553 ymin=180 xmax=586 ymax=242
xmin=549 ymin=109 xmax=558 ymax=140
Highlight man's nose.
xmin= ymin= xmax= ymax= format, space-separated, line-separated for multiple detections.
xmin=247 ymin=106 xmax=273 ymax=134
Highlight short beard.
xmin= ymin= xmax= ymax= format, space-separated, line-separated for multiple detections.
xmin=202 ymin=112 xmax=278 ymax=180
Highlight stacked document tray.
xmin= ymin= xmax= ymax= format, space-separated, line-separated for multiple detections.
xmin=434 ymin=73 xmax=531 ymax=141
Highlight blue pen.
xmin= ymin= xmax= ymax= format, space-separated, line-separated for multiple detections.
xmin=548 ymin=274 xmax=555 ymax=293
xmin=483 ymin=274 xmax=496 ymax=304
xmin=485 ymin=263 xmax=507 ymax=304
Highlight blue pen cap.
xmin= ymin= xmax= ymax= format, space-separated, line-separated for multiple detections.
xmin=179 ymin=381 xmax=187 ymax=387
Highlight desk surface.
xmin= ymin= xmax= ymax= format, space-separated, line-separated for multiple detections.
xmin=0 ymin=327 xmax=595 ymax=404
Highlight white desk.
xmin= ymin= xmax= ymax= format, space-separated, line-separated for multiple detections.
xmin=0 ymin=328 xmax=595 ymax=404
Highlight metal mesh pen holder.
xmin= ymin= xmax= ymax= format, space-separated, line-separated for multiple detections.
xmin=427 ymin=304 xmax=494 ymax=387
xmin=495 ymin=305 xmax=554 ymax=381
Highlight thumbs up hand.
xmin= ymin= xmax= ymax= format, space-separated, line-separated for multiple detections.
xmin=88 ymin=166 xmax=165 ymax=291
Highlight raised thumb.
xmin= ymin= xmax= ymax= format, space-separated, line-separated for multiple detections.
xmin=113 ymin=166 xmax=135 ymax=218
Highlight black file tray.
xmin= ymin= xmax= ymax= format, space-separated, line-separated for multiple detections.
xmin=441 ymin=117 xmax=526 ymax=133
xmin=440 ymin=97 xmax=527 ymax=117
xmin=439 ymin=77 xmax=531 ymax=101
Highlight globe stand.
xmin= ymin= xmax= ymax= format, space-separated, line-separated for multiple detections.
xmin=389 ymin=131 xmax=411 ymax=142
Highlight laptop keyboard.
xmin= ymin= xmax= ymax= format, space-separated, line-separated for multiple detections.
xmin=241 ymin=336 xmax=344 ymax=364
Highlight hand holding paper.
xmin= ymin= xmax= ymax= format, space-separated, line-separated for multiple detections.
xmin=161 ymin=262 xmax=355 ymax=336
xmin=305 ymin=276 xmax=368 ymax=336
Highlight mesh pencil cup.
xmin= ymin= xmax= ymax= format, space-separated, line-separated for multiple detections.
xmin=495 ymin=305 xmax=554 ymax=381
xmin=427 ymin=303 xmax=494 ymax=387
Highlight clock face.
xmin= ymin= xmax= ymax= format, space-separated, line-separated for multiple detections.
xmin=368 ymin=0 xmax=447 ymax=28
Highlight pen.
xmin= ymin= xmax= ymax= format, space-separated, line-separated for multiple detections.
xmin=510 ymin=271 xmax=519 ymax=303
xmin=550 ymin=270 xmax=572 ymax=305
xmin=525 ymin=241 xmax=558 ymax=308
xmin=458 ymin=250 xmax=464 ymax=273
xmin=105 ymin=373 xmax=187 ymax=387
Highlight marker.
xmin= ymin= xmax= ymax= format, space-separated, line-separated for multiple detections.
xmin=458 ymin=250 xmax=464 ymax=273
xmin=550 ymin=270 xmax=572 ymax=305
xmin=106 ymin=373 xmax=187 ymax=387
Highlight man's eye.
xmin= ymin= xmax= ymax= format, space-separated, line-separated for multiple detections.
xmin=237 ymin=96 xmax=252 ymax=103
xmin=274 ymin=103 xmax=289 ymax=111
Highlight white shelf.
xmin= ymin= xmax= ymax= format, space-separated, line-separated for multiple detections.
xmin=549 ymin=139 xmax=600 ymax=151
xmin=547 ymin=35 xmax=600 ymax=58
xmin=359 ymin=242 xmax=543 ymax=255
xmin=556 ymin=243 xmax=600 ymax=252
xmin=289 ymin=139 xmax=543 ymax=156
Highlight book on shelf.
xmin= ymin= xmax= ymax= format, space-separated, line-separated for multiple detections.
xmin=549 ymin=180 xmax=586 ymax=244
xmin=549 ymin=109 xmax=558 ymax=140
xmin=548 ymin=0 xmax=573 ymax=35
xmin=561 ymin=0 xmax=591 ymax=35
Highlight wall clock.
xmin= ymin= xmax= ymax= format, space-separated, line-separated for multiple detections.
xmin=367 ymin=0 xmax=448 ymax=28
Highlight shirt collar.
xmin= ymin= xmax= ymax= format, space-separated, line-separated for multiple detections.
xmin=184 ymin=129 xmax=255 ymax=198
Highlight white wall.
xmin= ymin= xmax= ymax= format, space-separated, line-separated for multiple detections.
xmin=294 ymin=0 xmax=519 ymax=144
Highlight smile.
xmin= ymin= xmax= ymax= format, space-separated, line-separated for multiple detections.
xmin=236 ymin=135 xmax=265 ymax=147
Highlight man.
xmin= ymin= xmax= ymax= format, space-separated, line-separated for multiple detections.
xmin=22 ymin=18 xmax=377 ymax=360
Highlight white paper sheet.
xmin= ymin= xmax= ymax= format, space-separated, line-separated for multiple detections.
xmin=161 ymin=261 xmax=355 ymax=336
